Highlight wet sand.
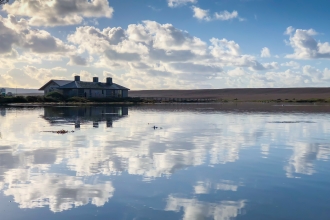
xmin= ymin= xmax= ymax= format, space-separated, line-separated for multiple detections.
xmin=129 ymin=88 xmax=330 ymax=101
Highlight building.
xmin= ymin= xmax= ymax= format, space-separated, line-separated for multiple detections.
xmin=39 ymin=76 xmax=129 ymax=98
xmin=0 ymin=88 xmax=5 ymax=96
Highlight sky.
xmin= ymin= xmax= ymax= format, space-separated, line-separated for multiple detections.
xmin=0 ymin=0 xmax=330 ymax=90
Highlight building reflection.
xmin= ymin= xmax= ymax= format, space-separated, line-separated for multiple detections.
xmin=0 ymin=108 xmax=5 ymax=117
xmin=42 ymin=106 xmax=128 ymax=128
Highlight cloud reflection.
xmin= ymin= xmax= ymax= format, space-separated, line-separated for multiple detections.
xmin=1 ymin=106 xmax=330 ymax=214
xmin=166 ymin=195 xmax=246 ymax=220
xmin=285 ymin=142 xmax=330 ymax=178
xmin=194 ymin=180 xmax=241 ymax=194
xmin=3 ymin=172 xmax=114 ymax=212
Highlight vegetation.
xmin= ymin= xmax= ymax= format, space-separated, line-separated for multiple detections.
xmin=0 ymin=93 xmax=143 ymax=105
xmin=256 ymin=98 xmax=330 ymax=103
xmin=66 ymin=97 xmax=89 ymax=103
xmin=1 ymin=94 xmax=330 ymax=105
xmin=46 ymin=91 xmax=66 ymax=101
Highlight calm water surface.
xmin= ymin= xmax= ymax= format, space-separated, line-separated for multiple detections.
xmin=0 ymin=104 xmax=330 ymax=220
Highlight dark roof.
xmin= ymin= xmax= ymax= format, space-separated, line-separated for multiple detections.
xmin=58 ymin=81 xmax=129 ymax=90
xmin=39 ymin=80 xmax=72 ymax=90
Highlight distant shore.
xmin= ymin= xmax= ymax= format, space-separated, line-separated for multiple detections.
xmin=1 ymin=88 xmax=330 ymax=105
xmin=129 ymin=88 xmax=330 ymax=102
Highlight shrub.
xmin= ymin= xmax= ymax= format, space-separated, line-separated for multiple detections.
xmin=44 ymin=97 xmax=59 ymax=102
xmin=66 ymin=97 xmax=89 ymax=103
xmin=14 ymin=96 xmax=28 ymax=103
xmin=0 ymin=96 xmax=28 ymax=104
xmin=46 ymin=91 xmax=65 ymax=101
xmin=26 ymin=96 xmax=39 ymax=102
xmin=89 ymin=97 xmax=142 ymax=103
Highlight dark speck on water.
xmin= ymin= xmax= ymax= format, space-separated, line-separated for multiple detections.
xmin=1 ymin=104 xmax=330 ymax=220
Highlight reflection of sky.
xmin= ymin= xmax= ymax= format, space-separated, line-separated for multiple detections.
xmin=1 ymin=105 xmax=330 ymax=219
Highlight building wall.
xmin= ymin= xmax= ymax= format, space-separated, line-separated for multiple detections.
xmin=122 ymin=90 xmax=128 ymax=98
xmin=82 ymin=89 xmax=106 ymax=98
xmin=64 ymin=89 xmax=79 ymax=97
xmin=63 ymin=89 xmax=129 ymax=98
xmin=1 ymin=88 xmax=6 ymax=96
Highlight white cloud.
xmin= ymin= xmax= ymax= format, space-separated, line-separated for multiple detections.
xmin=68 ymin=21 xmax=278 ymax=89
xmin=68 ymin=55 xmax=88 ymax=66
xmin=285 ymin=27 xmax=330 ymax=59
xmin=168 ymin=0 xmax=197 ymax=7
xmin=1 ymin=66 xmax=67 ymax=87
xmin=227 ymin=67 xmax=245 ymax=77
xmin=0 ymin=15 xmax=75 ymax=56
xmin=72 ymin=70 xmax=97 ymax=81
xmin=281 ymin=61 xmax=300 ymax=69
xmin=261 ymin=47 xmax=271 ymax=57
xmin=2 ymin=0 xmax=114 ymax=27
xmin=210 ymin=38 xmax=241 ymax=56
xmin=214 ymin=10 xmax=239 ymax=21
xmin=191 ymin=7 xmax=243 ymax=22
xmin=2 ymin=12 xmax=325 ymax=89
xmin=192 ymin=6 xmax=211 ymax=21
xmin=284 ymin=26 xmax=295 ymax=35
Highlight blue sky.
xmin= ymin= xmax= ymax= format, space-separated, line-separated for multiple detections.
xmin=0 ymin=0 xmax=330 ymax=89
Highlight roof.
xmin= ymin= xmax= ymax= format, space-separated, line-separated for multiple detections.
xmin=39 ymin=80 xmax=72 ymax=90
xmin=58 ymin=81 xmax=129 ymax=90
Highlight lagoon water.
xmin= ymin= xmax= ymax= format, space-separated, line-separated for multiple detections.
xmin=0 ymin=104 xmax=330 ymax=220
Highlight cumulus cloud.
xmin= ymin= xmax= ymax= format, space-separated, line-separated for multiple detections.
xmin=72 ymin=70 xmax=96 ymax=81
xmin=285 ymin=26 xmax=330 ymax=59
xmin=1 ymin=66 xmax=67 ymax=87
xmin=261 ymin=47 xmax=271 ymax=57
xmin=192 ymin=6 xmax=211 ymax=21
xmin=67 ymin=21 xmax=276 ymax=89
xmin=2 ymin=12 xmax=320 ymax=89
xmin=214 ymin=10 xmax=240 ymax=21
xmin=2 ymin=0 xmax=114 ymax=27
xmin=281 ymin=61 xmax=300 ymax=69
xmin=0 ymin=15 xmax=75 ymax=55
xmin=168 ymin=0 xmax=197 ymax=7
xmin=191 ymin=6 xmax=242 ymax=21
xmin=68 ymin=55 xmax=88 ymax=66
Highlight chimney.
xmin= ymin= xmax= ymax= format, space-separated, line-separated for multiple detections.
xmin=106 ymin=77 xmax=112 ymax=85
xmin=74 ymin=76 xmax=80 ymax=81
xmin=93 ymin=77 xmax=98 ymax=83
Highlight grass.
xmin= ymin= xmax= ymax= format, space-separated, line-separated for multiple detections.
xmin=1 ymin=92 xmax=329 ymax=105
xmin=0 ymin=92 xmax=143 ymax=105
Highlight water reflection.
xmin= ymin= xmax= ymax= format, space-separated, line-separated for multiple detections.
xmin=42 ymin=106 xmax=128 ymax=128
xmin=3 ymin=173 xmax=114 ymax=212
xmin=285 ymin=142 xmax=330 ymax=178
xmin=0 ymin=105 xmax=330 ymax=219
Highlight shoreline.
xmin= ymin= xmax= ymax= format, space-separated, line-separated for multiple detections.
xmin=2 ymin=100 xmax=330 ymax=107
